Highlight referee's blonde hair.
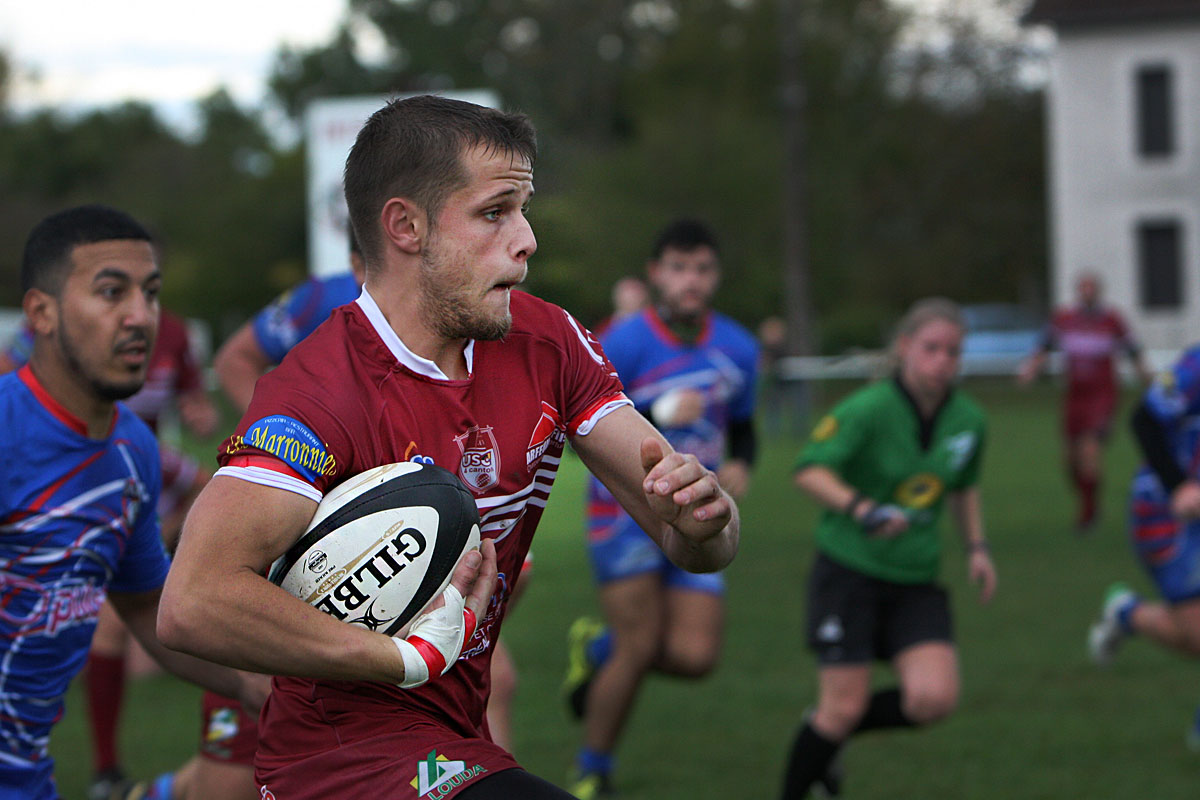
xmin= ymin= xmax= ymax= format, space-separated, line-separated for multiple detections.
xmin=892 ymin=297 xmax=966 ymax=346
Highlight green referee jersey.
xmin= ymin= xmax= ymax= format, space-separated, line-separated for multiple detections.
xmin=795 ymin=376 xmax=987 ymax=584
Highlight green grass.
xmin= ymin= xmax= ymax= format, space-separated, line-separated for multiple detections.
xmin=49 ymin=381 xmax=1200 ymax=798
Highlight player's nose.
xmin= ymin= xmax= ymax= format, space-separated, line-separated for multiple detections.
xmin=512 ymin=213 xmax=537 ymax=263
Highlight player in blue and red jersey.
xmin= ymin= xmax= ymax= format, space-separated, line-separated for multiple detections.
xmin=565 ymin=219 xmax=758 ymax=798
xmin=0 ymin=205 xmax=265 ymax=800
xmin=158 ymin=96 xmax=739 ymax=800
xmin=1019 ymin=272 xmax=1151 ymax=531
xmin=213 ymin=233 xmax=365 ymax=412
xmin=1089 ymin=344 xmax=1200 ymax=662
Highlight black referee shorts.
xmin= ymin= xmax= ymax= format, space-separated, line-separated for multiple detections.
xmin=806 ymin=552 xmax=953 ymax=665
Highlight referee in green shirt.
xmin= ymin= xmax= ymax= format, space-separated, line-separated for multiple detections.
xmin=781 ymin=298 xmax=997 ymax=798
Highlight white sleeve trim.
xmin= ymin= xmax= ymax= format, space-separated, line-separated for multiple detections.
xmin=573 ymin=396 xmax=633 ymax=436
xmin=214 ymin=465 xmax=323 ymax=504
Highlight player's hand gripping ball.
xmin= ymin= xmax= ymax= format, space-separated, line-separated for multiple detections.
xmin=268 ymin=462 xmax=482 ymax=639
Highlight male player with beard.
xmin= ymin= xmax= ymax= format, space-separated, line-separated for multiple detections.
xmin=158 ymin=95 xmax=739 ymax=800
xmin=564 ymin=219 xmax=758 ymax=798
xmin=0 ymin=205 xmax=266 ymax=799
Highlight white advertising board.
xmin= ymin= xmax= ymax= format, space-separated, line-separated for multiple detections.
xmin=304 ymin=90 xmax=501 ymax=277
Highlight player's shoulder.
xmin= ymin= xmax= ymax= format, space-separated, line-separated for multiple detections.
xmin=836 ymin=378 xmax=894 ymax=416
xmin=506 ymin=290 xmax=585 ymax=345
xmin=947 ymin=387 xmax=987 ymax=425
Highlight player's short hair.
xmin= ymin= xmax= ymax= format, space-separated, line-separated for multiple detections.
xmin=348 ymin=221 xmax=361 ymax=256
xmin=344 ymin=95 xmax=537 ymax=264
xmin=651 ymin=219 xmax=720 ymax=260
xmin=893 ymin=297 xmax=965 ymax=343
xmin=21 ymin=205 xmax=153 ymax=296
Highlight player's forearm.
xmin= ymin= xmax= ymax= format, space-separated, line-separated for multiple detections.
xmin=158 ymin=565 xmax=404 ymax=682
xmin=660 ymin=502 xmax=740 ymax=573
xmin=214 ymin=354 xmax=263 ymax=413
xmin=949 ymin=489 xmax=987 ymax=550
xmin=794 ymin=465 xmax=859 ymax=514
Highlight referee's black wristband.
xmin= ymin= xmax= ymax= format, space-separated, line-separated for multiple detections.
xmin=844 ymin=491 xmax=866 ymax=517
xmin=967 ymin=540 xmax=990 ymax=554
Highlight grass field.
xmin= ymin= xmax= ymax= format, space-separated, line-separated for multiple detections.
xmin=47 ymin=381 xmax=1200 ymax=798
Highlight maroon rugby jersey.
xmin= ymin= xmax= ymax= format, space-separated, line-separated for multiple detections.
xmin=215 ymin=288 xmax=628 ymax=791
xmin=1047 ymin=307 xmax=1136 ymax=395
xmin=123 ymin=310 xmax=203 ymax=433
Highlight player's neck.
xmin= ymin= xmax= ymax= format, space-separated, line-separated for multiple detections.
xmin=28 ymin=356 xmax=117 ymax=439
xmin=364 ymin=279 xmax=471 ymax=380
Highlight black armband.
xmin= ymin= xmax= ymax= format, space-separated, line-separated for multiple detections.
xmin=726 ymin=417 xmax=757 ymax=467
xmin=1131 ymin=400 xmax=1187 ymax=493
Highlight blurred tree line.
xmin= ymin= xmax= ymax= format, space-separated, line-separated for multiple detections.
xmin=0 ymin=0 xmax=1045 ymax=353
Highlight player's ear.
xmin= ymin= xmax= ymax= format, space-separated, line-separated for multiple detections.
xmin=380 ymin=197 xmax=426 ymax=256
xmin=22 ymin=288 xmax=57 ymax=337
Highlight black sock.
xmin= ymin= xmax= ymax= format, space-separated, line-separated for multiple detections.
xmin=853 ymin=688 xmax=915 ymax=734
xmin=780 ymin=720 xmax=841 ymax=800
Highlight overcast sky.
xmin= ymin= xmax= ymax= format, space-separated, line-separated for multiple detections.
xmin=1 ymin=0 xmax=1036 ymax=126
xmin=1 ymin=0 xmax=346 ymax=119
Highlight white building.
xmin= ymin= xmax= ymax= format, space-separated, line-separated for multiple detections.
xmin=1025 ymin=0 xmax=1200 ymax=350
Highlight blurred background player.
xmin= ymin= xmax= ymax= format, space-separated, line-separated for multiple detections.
xmin=1018 ymin=272 xmax=1151 ymax=532
xmin=593 ymin=275 xmax=649 ymax=338
xmin=212 ymin=227 xmax=366 ymax=410
xmin=784 ymin=297 xmax=996 ymax=798
xmin=565 ymin=219 xmax=758 ymax=798
xmin=0 ymin=204 xmax=266 ymax=800
xmin=0 ymin=307 xmax=218 ymax=799
xmin=1089 ymin=342 xmax=1200 ymax=740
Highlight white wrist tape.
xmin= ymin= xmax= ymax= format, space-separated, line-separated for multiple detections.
xmin=392 ymin=585 xmax=473 ymax=689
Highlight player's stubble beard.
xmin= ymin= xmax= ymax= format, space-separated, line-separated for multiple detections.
xmin=57 ymin=320 xmax=149 ymax=401
xmin=417 ymin=241 xmax=513 ymax=342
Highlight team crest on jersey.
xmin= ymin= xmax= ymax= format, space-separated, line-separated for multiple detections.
xmin=455 ymin=426 xmax=500 ymax=494
xmin=526 ymin=402 xmax=565 ymax=471
xmin=812 ymin=415 xmax=839 ymax=442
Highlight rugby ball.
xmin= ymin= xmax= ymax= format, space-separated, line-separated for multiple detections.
xmin=268 ymin=461 xmax=481 ymax=636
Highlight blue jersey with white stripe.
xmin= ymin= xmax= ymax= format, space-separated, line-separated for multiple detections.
xmin=0 ymin=368 xmax=167 ymax=798
xmin=251 ymin=272 xmax=360 ymax=363
xmin=586 ymin=308 xmax=758 ymax=532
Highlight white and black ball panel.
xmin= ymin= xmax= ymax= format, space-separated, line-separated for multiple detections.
xmin=268 ymin=462 xmax=482 ymax=636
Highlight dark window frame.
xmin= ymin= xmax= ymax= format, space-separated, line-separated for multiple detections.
xmin=1137 ymin=218 xmax=1183 ymax=310
xmin=1136 ymin=64 xmax=1175 ymax=158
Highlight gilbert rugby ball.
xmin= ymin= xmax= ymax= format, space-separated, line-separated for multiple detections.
xmin=268 ymin=461 xmax=481 ymax=636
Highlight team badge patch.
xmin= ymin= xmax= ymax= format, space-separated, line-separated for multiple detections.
xmin=455 ymin=425 xmax=501 ymax=494
xmin=812 ymin=415 xmax=839 ymax=442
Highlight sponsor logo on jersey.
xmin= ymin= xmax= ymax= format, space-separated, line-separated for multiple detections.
xmin=943 ymin=432 xmax=977 ymax=471
xmin=811 ymin=415 xmax=839 ymax=442
xmin=411 ymin=750 xmax=488 ymax=798
xmin=0 ymin=576 xmax=108 ymax=637
xmin=455 ymin=425 xmax=501 ymax=494
xmin=403 ymin=441 xmax=435 ymax=466
xmin=259 ymin=787 xmax=277 ymax=800
xmin=526 ymin=402 xmax=565 ymax=471
xmin=231 ymin=415 xmax=337 ymax=481
xmin=204 ymin=707 xmax=240 ymax=745
xmin=894 ymin=473 xmax=944 ymax=509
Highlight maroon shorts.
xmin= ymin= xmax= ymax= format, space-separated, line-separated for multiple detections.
xmin=198 ymin=690 xmax=259 ymax=765
xmin=1064 ymin=389 xmax=1117 ymax=439
xmin=254 ymin=680 xmax=520 ymax=799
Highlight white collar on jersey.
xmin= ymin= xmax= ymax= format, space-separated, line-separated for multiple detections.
xmin=356 ymin=285 xmax=475 ymax=381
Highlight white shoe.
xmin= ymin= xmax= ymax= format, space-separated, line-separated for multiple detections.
xmin=1088 ymin=582 xmax=1136 ymax=666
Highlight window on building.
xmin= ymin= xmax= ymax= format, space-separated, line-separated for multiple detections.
xmin=1136 ymin=65 xmax=1174 ymax=157
xmin=1138 ymin=220 xmax=1183 ymax=309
